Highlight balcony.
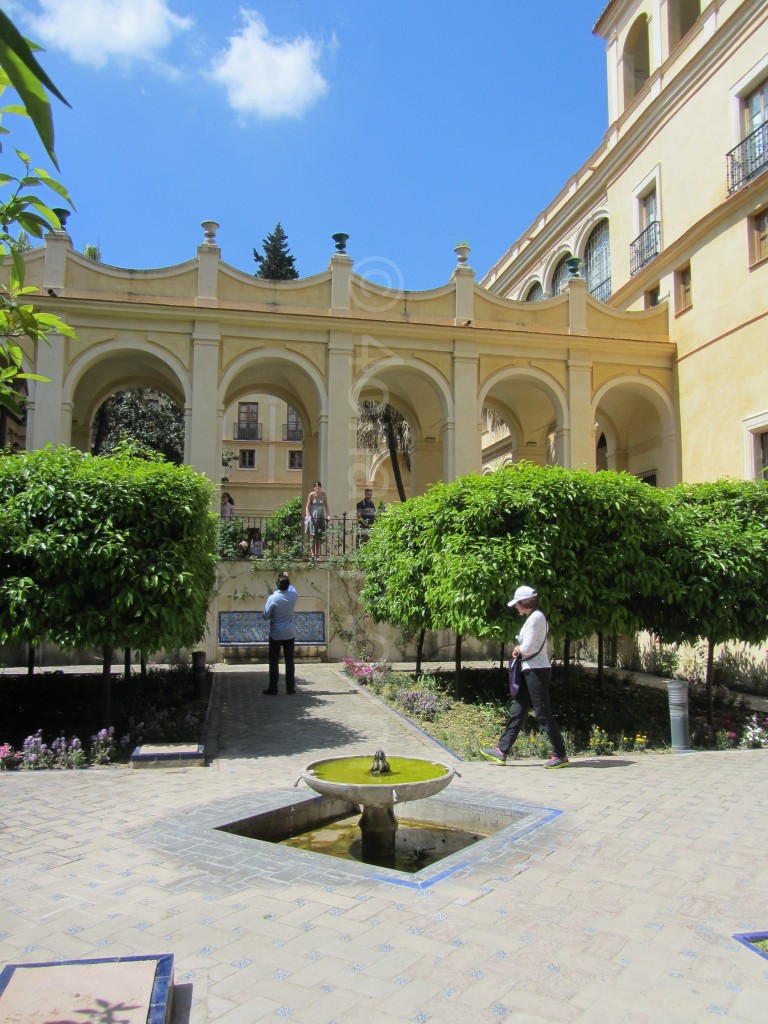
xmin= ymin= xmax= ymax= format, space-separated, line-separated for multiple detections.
xmin=283 ymin=423 xmax=304 ymax=441
xmin=630 ymin=221 xmax=661 ymax=276
xmin=233 ymin=420 xmax=262 ymax=440
xmin=588 ymin=276 xmax=612 ymax=303
xmin=727 ymin=122 xmax=768 ymax=195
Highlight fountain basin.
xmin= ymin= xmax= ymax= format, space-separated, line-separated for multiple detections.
xmin=301 ymin=755 xmax=455 ymax=807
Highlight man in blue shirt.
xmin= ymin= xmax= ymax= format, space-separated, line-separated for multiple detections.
xmin=262 ymin=572 xmax=298 ymax=695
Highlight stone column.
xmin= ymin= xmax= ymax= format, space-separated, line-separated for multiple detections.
xmin=27 ymin=332 xmax=67 ymax=448
xmin=452 ymin=339 xmax=481 ymax=478
xmin=325 ymin=331 xmax=355 ymax=514
xmin=566 ymin=353 xmax=595 ymax=471
xmin=410 ymin=439 xmax=444 ymax=496
xmin=42 ymin=230 xmax=70 ymax=294
xmin=330 ymin=253 xmax=353 ymax=311
xmin=189 ymin=321 xmax=221 ymax=489
xmin=656 ymin=430 xmax=680 ymax=488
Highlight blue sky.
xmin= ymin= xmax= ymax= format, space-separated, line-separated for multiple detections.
xmin=10 ymin=1 xmax=609 ymax=290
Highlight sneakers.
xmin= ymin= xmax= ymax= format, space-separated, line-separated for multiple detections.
xmin=545 ymin=755 xmax=570 ymax=769
xmin=480 ymin=745 xmax=507 ymax=765
xmin=262 ymin=688 xmax=278 ymax=696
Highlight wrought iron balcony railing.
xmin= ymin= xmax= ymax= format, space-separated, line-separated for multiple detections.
xmin=630 ymin=221 xmax=661 ymax=276
xmin=588 ymin=276 xmax=612 ymax=303
xmin=283 ymin=424 xmax=304 ymax=441
xmin=233 ymin=420 xmax=262 ymax=440
xmin=727 ymin=121 xmax=768 ymax=195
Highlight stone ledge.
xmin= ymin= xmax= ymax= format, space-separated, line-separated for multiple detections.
xmin=130 ymin=743 xmax=204 ymax=768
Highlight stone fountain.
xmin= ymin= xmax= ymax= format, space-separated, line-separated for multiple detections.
xmin=300 ymin=750 xmax=456 ymax=866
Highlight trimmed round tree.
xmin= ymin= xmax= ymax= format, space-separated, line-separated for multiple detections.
xmin=360 ymin=464 xmax=672 ymax=673
xmin=650 ymin=478 xmax=768 ymax=724
xmin=0 ymin=443 xmax=218 ymax=709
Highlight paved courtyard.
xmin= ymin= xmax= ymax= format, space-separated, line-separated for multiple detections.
xmin=1 ymin=663 xmax=767 ymax=1023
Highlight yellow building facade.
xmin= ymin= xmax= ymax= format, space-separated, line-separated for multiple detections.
xmin=19 ymin=227 xmax=675 ymax=520
xmin=483 ymin=0 xmax=768 ymax=484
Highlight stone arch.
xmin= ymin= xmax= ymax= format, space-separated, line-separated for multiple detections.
xmin=520 ymin=278 xmax=545 ymax=303
xmin=668 ymin=0 xmax=700 ymax=50
xmin=480 ymin=367 xmax=568 ymax=468
xmin=581 ymin=217 xmax=612 ymax=302
xmin=574 ymin=210 xmax=610 ymax=260
xmin=218 ymin=348 xmax=327 ymax=427
xmin=62 ymin=339 xmax=190 ymax=453
xmin=593 ymin=374 xmax=678 ymax=486
xmin=218 ymin=348 xmax=328 ymax=504
xmin=623 ymin=14 xmax=651 ymax=108
xmin=543 ymin=247 xmax=574 ymax=297
xmin=353 ymin=356 xmax=454 ymax=496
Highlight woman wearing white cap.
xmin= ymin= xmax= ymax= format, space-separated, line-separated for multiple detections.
xmin=480 ymin=585 xmax=569 ymax=768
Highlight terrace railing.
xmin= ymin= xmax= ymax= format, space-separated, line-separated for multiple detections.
xmin=727 ymin=122 xmax=768 ymax=195
xmin=629 ymin=221 xmax=661 ymax=276
xmin=218 ymin=512 xmax=367 ymax=560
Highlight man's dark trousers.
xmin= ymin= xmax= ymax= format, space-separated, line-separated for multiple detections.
xmin=268 ymin=636 xmax=295 ymax=692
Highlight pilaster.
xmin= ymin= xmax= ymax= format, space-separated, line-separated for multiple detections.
xmin=330 ymin=254 xmax=353 ymax=312
xmin=566 ymin=352 xmax=595 ymax=470
xmin=325 ymin=330 xmax=355 ymax=512
xmin=452 ymin=340 xmax=480 ymax=477
xmin=28 ymin=333 xmax=66 ymax=448
xmin=189 ymin=321 xmax=221 ymax=489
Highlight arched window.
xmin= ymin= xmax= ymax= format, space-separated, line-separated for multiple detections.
xmin=623 ymin=15 xmax=650 ymax=107
xmin=524 ymin=281 xmax=544 ymax=302
xmin=550 ymin=254 xmax=571 ymax=297
xmin=583 ymin=220 xmax=612 ymax=302
xmin=668 ymin=0 xmax=700 ymax=50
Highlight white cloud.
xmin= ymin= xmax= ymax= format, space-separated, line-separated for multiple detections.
xmin=25 ymin=0 xmax=192 ymax=69
xmin=210 ymin=10 xmax=329 ymax=119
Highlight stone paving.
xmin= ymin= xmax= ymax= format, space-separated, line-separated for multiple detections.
xmin=1 ymin=663 xmax=768 ymax=1023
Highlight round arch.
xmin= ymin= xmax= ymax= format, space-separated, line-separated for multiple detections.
xmin=218 ymin=348 xmax=327 ymax=430
xmin=353 ymin=356 xmax=454 ymax=458
xmin=480 ymin=366 xmax=568 ymax=468
xmin=593 ymin=374 xmax=678 ymax=486
xmin=62 ymin=339 xmax=190 ymax=452
xmin=574 ymin=210 xmax=611 ymax=258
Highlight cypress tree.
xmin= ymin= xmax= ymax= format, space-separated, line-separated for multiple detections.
xmin=253 ymin=221 xmax=299 ymax=280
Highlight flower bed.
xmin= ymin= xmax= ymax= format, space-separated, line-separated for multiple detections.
xmin=0 ymin=665 xmax=209 ymax=769
xmin=342 ymin=658 xmax=762 ymax=760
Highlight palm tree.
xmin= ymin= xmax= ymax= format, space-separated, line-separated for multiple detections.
xmin=357 ymin=400 xmax=411 ymax=502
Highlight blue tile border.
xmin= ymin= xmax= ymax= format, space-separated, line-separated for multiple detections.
xmin=131 ymin=782 xmax=564 ymax=893
xmin=733 ymin=932 xmax=768 ymax=962
xmin=0 ymin=953 xmax=174 ymax=1024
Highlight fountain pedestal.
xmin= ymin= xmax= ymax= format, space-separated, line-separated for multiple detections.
xmin=301 ymin=753 xmax=456 ymax=867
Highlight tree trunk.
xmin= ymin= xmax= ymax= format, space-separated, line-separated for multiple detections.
xmin=140 ymin=652 xmax=147 ymax=682
xmin=454 ymin=633 xmax=462 ymax=679
xmin=91 ymin=403 xmax=109 ymax=454
xmin=562 ymin=637 xmax=571 ymax=691
xmin=384 ymin=413 xmax=407 ymax=503
xmin=596 ymin=632 xmax=604 ymax=695
xmin=27 ymin=643 xmax=36 ymax=679
xmin=415 ymin=627 xmax=426 ymax=675
xmin=124 ymin=646 xmax=131 ymax=682
xmin=102 ymin=644 xmax=113 ymax=727
xmin=706 ymin=637 xmax=715 ymax=728
xmin=499 ymin=642 xmax=505 ymax=672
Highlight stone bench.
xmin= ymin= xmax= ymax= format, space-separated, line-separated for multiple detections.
xmin=218 ymin=610 xmax=326 ymax=661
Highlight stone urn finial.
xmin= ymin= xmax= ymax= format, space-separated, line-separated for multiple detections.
xmin=454 ymin=241 xmax=471 ymax=265
xmin=201 ymin=220 xmax=219 ymax=245
xmin=332 ymin=232 xmax=350 ymax=253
